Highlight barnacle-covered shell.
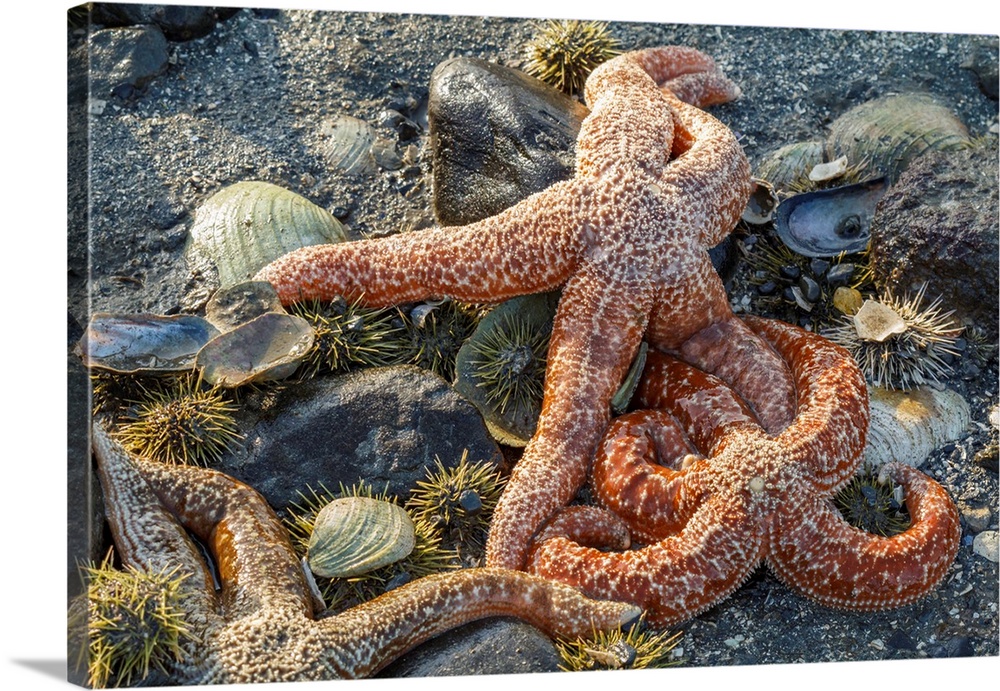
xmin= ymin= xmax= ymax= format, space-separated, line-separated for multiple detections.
xmin=77 ymin=313 xmax=219 ymax=373
xmin=864 ymin=386 xmax=971 ymax=468
xmin=826 ymin=93 xmax=971 ymax=182
xmin=187 ymin=181 xmax=347 ymax=289
xmin=754 ymin=140 xmax=825 ymax=192
xmin=774 ymin=178 xmax=888 ymax=257
xmin=306 ymin=496 xmax=416 ymax=578
xmin=195 ymin=312 xmax=314 ymax=387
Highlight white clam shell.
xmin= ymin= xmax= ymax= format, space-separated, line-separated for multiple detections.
xmin=864 ymin=385 xmax=971 ymax=468
xmin=306 ymin=496 xmax=416 ymax=578
xmin=853 ymin=299 xmax=908 ymax=342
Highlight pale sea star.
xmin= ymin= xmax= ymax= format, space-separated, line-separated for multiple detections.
xmin=527 ymin=317 xmax=961 ymax=627
xmin=255 ymin=45 xmax=796 ymax=570
xmin=90 ymin=420 xmax=640 ymax=683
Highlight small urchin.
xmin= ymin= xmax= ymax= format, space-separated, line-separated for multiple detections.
xmin=115 ymin=376 xmax=243 ymax=466
xmin=555 ymin=615 xmax=682 ymax=671
xmin=403 ymin=299 xmax=479 ymax=380
xmin=523 ymin=19 xmax=621 ymax=96
xmin=823 ymin=284 xmax=963 ymax=390
xmin=466 ymin=310 xmax=549 ymax=417
xmin=834 ymin=468 xmax=911 ymax=537
xmin=405 ymin=451 xmax=506 ymax=555
xmin=74 ymin=555 xmax=194 ymax=688
xmin=289 ymin=296 xmax=409 ymax=377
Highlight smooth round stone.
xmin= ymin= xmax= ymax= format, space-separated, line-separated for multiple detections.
xmin=217 ymin=365 xmax=502 ymax=510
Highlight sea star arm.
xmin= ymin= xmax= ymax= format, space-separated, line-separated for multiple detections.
xmin=485 ymin=271 xmax=653 ymax=569
xmin=528 ymin=495 xmax=764 ymax=628
xmin=747 ymin=315 xmax=870 ymax=490
xmin=312 ymin=568 xmax=642 ymax=678
xmin=766 ymin=462 xmax=961 ymax=610
xmin=590 ymin=408 xmax=710 ymax=543
xmin=91 ymin=420 xmax=218 ymax=617
xmin=254 ymin=180 xmax=588 ymax=306
xmin=130 ymin=455 xmax=316 ymax=621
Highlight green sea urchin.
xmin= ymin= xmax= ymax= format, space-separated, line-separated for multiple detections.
xmin=834 ymin=469 xmax=911 ymax=537
xmin=78 ymin=555 xmax=194 ymax=688
xmin=406 ymin=451 xmax=506 ymax=555
xmin=555 ymin=616 xmax=681 ymax=671
xmin=403 ymin=300 xmax=479 ymax=380
xmin=466 ymin=310 xmax=549 ymax=416
xmin=115 ymin=376 xmax=242 ymax=466
xmin=523 ymin=19 xmax=621 ymax=96
xmin=823 ymin=284 xmax=963 ymax=390
xmin=290 ymin=296 xmax=408 ymax=377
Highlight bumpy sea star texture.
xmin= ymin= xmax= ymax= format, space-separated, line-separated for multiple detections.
xmin=527 ymin=318 xmax=961 ymax=627
xmin=255 ymin=46 xmax=796 ymax=570
xmin=90 ymin=421 xmax=640 ymax=684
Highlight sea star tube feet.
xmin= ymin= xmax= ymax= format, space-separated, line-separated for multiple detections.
xmin=254 ymin=45 xmax=796 ymax=571
xmin=90 ymin=420 xmax=641 ymax=683
xmin=528 ymin=319 xmax=960 ymax=627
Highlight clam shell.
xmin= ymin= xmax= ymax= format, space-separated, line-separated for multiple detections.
xmin=741 ymin=179 xmax=779 ymax=225
xmin=187 ymin=181 xmax=347 ymax=289
xmin=864 ymin=386 xmax=971 ymax=468
xmin=774 ymin=178 xmax=888 ymax=258
xmin=316 ymin=115 xmax=377 ymax=176
xmin=195 ymin=312 xmax=315 ymax=387
xmin=306 ymin=496 xmax=416 ymax=578
xmin=826 ymin=93 xmax=970 ymax=182
xmin=76 ymin=313 xmax=219 ymax=373
xmin=853 ymin=300 xmax=907 ymax=342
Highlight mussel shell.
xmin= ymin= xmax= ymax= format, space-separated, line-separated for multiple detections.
xmin=195 ymin=312 xmax=315 ymax=387
xmin=187 ymin=181 xmax=347 ymax=289
xmin=307 ymin=496 xmax=416 ymax=578
xmin=826 ymin=92 xmax=970 ymax=182
xmin=77 ymin=313 xmax=219 ymax=373
xmin=775 ymin=178 xmax=888 ymax=258
xmin=864 ymin=386 xmax=971 ymax=469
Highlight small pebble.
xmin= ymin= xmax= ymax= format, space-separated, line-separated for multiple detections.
xmin=973 ymin=530 xmax=999 ymax=562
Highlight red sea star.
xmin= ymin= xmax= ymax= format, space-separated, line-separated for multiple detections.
xmin=255 ymin=46 xmax=796 ymax=570
xmin=90 ymin=420 xmax=640 ymax=683
xmin=527 ymin=317 xmax=962 ymax=627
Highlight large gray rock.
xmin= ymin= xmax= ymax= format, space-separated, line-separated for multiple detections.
xmin=88 ymin=25 xmax=169 ymax=99
xmin=90 ymin=3 xmax=238 ymax=41
xmin=379 ymin=619 xmax=565 ymax=678
xmin=219 ymin=365 xmax=502 ymax=510
xmin=868 ymin=145 xmax=999 ymax=337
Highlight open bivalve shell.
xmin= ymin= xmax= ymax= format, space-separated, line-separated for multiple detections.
xmin=306 ymin=496 xmax=416 ymax=578
xmin=864 ymin=385 xmax=971 ymax=469
xmin=195 ymin=312 xmax=315 ymax=387
xmin=77 ymin=313 xmax=220 ymax=374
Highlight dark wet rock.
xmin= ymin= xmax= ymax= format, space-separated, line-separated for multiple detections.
xmin=428 ymin=56 xmax=587 ymax=227
xmin=962 ymin=36 xmax=999 ymax=100
xmin=428 ymin=55 xmax=739 ymax=284
xmin=88 ymin=25 xmax=169 ymax=99
xmin=221 ymin=366 xmax=502 ymax=511
xmin=379 ymin=619 xmax=564 ymax=678
xmin=868 ymin=145 xmax=999 ymax=337
xmin=90 ymin=3 xmax=238 ymax=41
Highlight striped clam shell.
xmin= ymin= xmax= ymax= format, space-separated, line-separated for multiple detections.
xmin=306 ymin=496 xmax=416 ymax=578
xmin=864 ymin=385 xmax=971 ymax=469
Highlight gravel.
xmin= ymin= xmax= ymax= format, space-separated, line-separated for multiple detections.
xmin=62 ymin=0 xmax=998 ymax=685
